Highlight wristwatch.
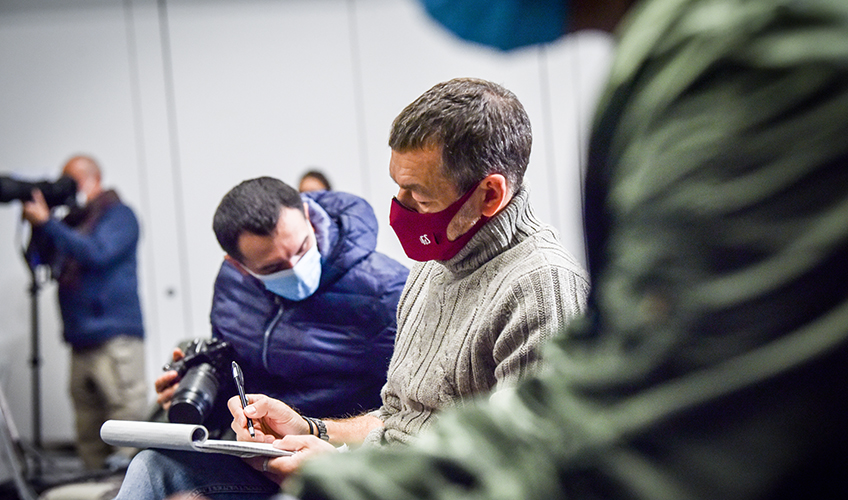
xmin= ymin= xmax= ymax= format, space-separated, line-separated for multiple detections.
xmin=313 ymin=418 xmax=329 ymax=441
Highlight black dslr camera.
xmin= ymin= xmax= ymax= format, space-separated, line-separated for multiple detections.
xmin=0 ymin=175 xmax=77 ymax=207
xmin=164 ymin=338 xmax=236 ymax=425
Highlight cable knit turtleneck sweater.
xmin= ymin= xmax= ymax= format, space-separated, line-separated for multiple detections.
xmin=366 ymin=186 xmax=589 ymax=446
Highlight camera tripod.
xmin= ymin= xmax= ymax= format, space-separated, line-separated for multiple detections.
xmin=17 ymin=226 xmax=51 ymax=481
xmin=7 ymin=219 xmax=119 ymax=496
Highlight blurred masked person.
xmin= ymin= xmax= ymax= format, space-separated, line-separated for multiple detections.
xmin=23 ymin=155 xmax=146 ymax=470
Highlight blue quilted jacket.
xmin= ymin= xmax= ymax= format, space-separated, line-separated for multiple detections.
xmin=210 ymin=190 xmax=408 ymax=419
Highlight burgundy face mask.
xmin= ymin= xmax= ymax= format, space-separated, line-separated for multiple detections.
xmin=389 ymin=183 xmax=489 ymax=262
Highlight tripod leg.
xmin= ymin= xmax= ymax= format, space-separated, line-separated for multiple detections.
xmin=0 ymin=383 xmax=39 ymax=500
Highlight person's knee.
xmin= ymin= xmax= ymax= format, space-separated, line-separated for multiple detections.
xmin=114 ymin=449 xmax=166 ymax=500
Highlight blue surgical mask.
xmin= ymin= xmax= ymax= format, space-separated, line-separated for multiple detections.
xmin=420 ymin=0 xmax=569 ymax=51
xmin=247 ymin=244 xmax=322 ymax=301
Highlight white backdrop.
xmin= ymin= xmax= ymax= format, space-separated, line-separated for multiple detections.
xmin=0 ymin=0 xmax=613 ymax=446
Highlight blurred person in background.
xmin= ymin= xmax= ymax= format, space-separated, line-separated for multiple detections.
xmin=23 ymin=154 xmax=146 ymax=470
xmin=298 ymin=170 xmax=332 ymax=193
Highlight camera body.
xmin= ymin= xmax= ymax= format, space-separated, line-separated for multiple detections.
xmin=165 ymin=337 xmax=236 ymax=425
xmin=0 ymin=175 xmax=77 ymax=208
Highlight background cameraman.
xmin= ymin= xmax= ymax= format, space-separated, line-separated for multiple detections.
xmin=22 ymin=154 xmax=147 ymax=471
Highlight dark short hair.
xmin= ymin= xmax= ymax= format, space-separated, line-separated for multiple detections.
xmin=213 ymin=177 xmax=304 ymax=261
xmin=389 ymin=77 xmax=532 ymax=193
xmin=300 ymin=169 xmax=332 ymax=191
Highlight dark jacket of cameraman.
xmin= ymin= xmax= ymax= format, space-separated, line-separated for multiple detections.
xmin=210 ymin=190 xmax=409 ymax=419
xmin=28 ymin=191 xmax=144 ymax=349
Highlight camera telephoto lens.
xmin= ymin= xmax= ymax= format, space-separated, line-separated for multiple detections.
xmin=168 ymin=363 xmax=221 ymax=424
xmin=0 ymin=175 xmax=77 ymax=207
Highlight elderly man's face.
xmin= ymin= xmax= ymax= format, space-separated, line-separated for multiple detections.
xmin=236 ymin=205 xmax=314 ymax=275
xmin=389 ymin=145 xmax=460 ymax=213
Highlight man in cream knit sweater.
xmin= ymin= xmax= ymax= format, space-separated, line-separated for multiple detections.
xmin=115 ymin=78 xmax=588 ymax=499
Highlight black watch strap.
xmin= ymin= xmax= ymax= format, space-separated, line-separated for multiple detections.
xmin=313 ymin=418 xmax=329 ymax=441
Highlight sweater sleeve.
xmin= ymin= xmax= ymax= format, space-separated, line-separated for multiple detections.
xmin=39 ymin=204 xmax=139 ymax=269
xmin=491 ymin=264 xmax=589 ymax=389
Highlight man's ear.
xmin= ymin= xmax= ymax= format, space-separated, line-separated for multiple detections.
xmin=303 ymin=201 xmax=311 ymax=223
xmin=478 ymin=174 xmax=510 ymax=217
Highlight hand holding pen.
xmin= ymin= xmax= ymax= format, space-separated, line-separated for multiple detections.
xmin=232 ymin=361 xmax=255 ymax=438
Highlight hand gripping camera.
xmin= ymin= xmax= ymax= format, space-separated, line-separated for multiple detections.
xmin=164 ymin=338 xmax=236 ymax=424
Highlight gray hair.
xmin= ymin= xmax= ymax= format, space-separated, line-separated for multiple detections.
xmin=389 ymin=77 xmax=532 ymax=193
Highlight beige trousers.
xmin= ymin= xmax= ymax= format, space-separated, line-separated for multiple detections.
xmin=70 ymin=335 xmax=148 ymax=470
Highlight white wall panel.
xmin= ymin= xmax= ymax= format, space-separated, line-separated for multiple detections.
xmin=543 ymin=32 xmax=615 ymax=268
xmin=125 ymin=0 xmax=191 ymax=389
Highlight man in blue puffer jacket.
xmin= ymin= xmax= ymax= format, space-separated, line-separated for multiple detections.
xmin=118 ymin=176 xmax=408 ymax=500
xmin=208 ymin=176 xmax=408 ymax=419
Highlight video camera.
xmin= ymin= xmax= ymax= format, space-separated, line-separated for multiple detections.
xmin=0 ymin=175 xmax=77 ymax=208
xmin=164 ymin=337 xmax=236 ymax=425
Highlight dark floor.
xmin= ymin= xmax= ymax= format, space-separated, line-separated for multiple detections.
xmin=1 ymin=444 xmax=125 ymax=500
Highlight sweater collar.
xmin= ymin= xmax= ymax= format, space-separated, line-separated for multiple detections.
xmin=440 ymin=185 xmax=541 ymax=276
